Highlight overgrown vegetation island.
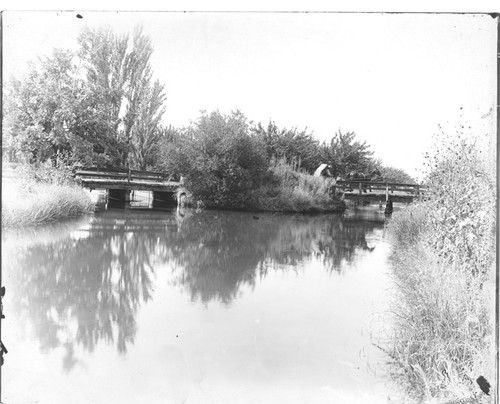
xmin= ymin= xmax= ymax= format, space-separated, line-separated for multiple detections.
xmin=385 ymin=132 xmax=496 ymax=403
xmin=3 ymin=26 xmax=410 ymax=225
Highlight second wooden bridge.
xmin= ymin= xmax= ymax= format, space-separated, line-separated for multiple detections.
xmin=335 ymin=180 xmax=426 ymax=203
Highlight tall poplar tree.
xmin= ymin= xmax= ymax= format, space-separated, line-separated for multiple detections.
xmin=77 ymin=26 xmax=166 ymax=168
xmin=129 ymin=80 xmax=167 ymax=170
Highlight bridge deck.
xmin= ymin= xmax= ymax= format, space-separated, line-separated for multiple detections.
xmin=335 ymin=180 xmax=426 ymax=202
xmin=80 ymin=179 xmax=180 ymax=191
xmin=76 ymin=169 xmax=181 ymax=192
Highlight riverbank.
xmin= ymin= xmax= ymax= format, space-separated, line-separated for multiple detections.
xmin=384 ymin=136 xmax=495 ymax=402
xmin=2 ymin=180 xmax=94 ymax=228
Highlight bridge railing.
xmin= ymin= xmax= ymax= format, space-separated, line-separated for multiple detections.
xmin=75 ymin=168 xmax=178 ymax=184
xmin=335 ymin=180 xmax=427 ymax=196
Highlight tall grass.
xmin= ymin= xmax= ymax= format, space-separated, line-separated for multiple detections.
xmin=384 ymin=133 xmax=495 ymax=403
xmin=252 ymin=159 xmax=345 ymax=213
xmin=2 ymin=181 xmax=94 ymax=228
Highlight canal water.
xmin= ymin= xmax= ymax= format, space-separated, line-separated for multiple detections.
xmin=2 ymin=202 xmax=396 ymax=403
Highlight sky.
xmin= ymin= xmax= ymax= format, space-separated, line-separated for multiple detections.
xmin=2 ymin=10 xmax=498 ymax=179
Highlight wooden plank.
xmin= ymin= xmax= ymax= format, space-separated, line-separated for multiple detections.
xmin=81 ymin=178 xmax=179 ymax=185
xmin=77 ymin=167 xmax=172 ymax=178
xmin=77 ymin=171 xmax=169 ymax=179
xmin=336 ymin=180 xmax=426 ymax=188
xmin=76 ymin=171 xmax=129 ymax=179
xmin=81 ymin=181 xmax=179 ymax=192
xmin=77 ymin=173 xmax=174 ymax=185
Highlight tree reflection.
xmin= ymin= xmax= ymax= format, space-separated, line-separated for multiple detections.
xmin=4 ymin=207 xmax=384 ymax=368
xmin=5 ymin=212 xmax=172 ymax=371
xmin=170 ymin=210 xmax=384 ymax=303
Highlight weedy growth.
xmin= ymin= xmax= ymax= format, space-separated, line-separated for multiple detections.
xmin=2 ymin=170 xmax=94 ymax=227
xmin=384 ymin=131 xmax=495 ymax=403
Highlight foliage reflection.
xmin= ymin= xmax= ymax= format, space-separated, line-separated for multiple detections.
xmin=4 ymin=208 xmax=384 ymax=368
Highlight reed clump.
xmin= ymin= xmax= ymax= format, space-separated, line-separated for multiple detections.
xmin=384 ymin=133 xmax=495 ymax=403
xmin=2 ymin=168 xmax=94 ymax=227
xmin=253 ymin=159 xmax=345 ymax=213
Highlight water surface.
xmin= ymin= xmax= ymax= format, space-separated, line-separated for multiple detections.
xmin=2 ymin=207 xmax=393 ymax=403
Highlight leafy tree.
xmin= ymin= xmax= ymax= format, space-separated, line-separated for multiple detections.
xmin=77 ymin=26 xmax=165 ymax=168
xmin=154 ymin=126 xmax=187 ymax=179
xmin=379 ymin=166 xmax=415 ymax=183
xmin=176 ymin=110 xmax=268 ymax=208
xmin=252 ymin=121 xmax=321 ymax=173
xmin=321 ymin=130 xmax=374 ymax=178
xmin=4 ymin=49 xmax=79 ymax=164
xmin=5 ymin=26 xmax=167 ymax=170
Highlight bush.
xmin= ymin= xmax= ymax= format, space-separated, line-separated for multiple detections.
xmin=424 ymin=134 xmax=495 ymax=279
xmin=17 ymin=158 xmax=77 ymax=186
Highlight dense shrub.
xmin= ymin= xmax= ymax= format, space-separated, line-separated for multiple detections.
xmin=424 ymin=133 xmax=495 ymax=279
xmin=17 ymin=158 xmax=78 ymax=186
xmin=169 ymin=110 xmax=268 ymax=209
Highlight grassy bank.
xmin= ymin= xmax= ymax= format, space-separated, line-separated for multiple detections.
xmin=384 ymin=135 xmax=495 ymax=403
xmin=2 ymin=166 xmax=94 ymax=227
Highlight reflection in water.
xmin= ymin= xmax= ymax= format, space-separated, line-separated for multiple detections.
xmin=3 ymin=208 xmax=385 ymax=370
xmin=172 ymin=210 xmax=383 ymax=303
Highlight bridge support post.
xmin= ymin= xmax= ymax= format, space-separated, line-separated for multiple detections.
xmin=358 ymin=182 xmax=362 ymax=195
xmin=385 ymin=199 xmax=393 ymax=215
xmin=152 ymin=191 xmax=176 ymax=208
xmin=385 ymin=184 xmax=389 ymax=202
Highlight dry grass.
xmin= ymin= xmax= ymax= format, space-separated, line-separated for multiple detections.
xmin=2 ymin=181 xmax=94 ymax=227
xmin=253 ymin=160 xmax=345 ymax=213
xmin=385 ymin=203 xmax=495 ymax=403
xmin=383 ymin=133 xmax=496 ymax=403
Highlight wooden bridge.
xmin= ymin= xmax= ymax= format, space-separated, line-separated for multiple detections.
xmin=75 ymin=168 xmax=183 ymax=207
xmin=335 ymin=180 xmax=426 ymax=203
xmin=75 ymin=168 xmax=425 ymax=208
